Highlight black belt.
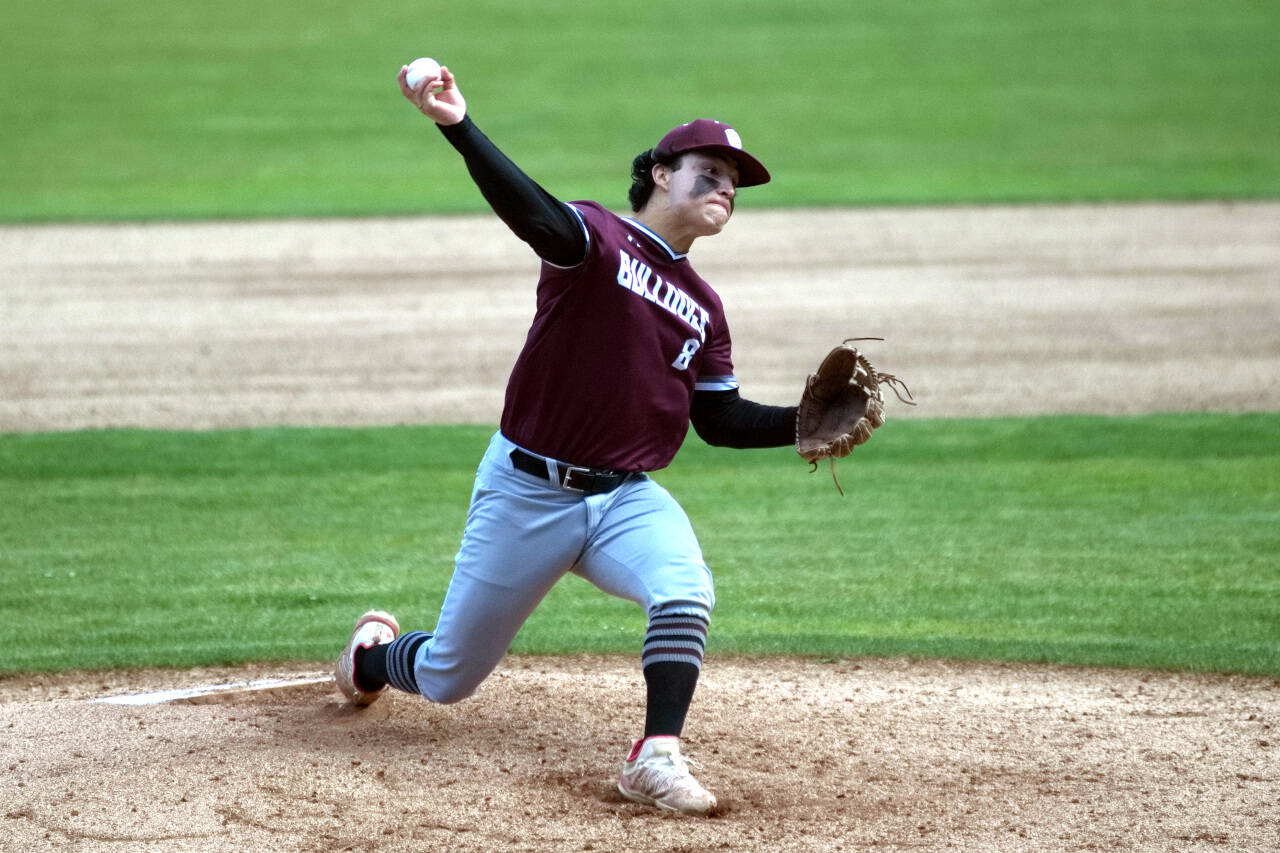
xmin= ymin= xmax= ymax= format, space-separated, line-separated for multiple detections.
xmin=509 ymin=448 xmax=631 ymax=495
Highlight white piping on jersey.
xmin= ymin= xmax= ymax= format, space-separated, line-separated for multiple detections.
xmin=542 ymin=203 xmax=593 ymax=270
xmin=694 ymin=374 xmax=739 ymax=392
xmin=621 ymin=217 xmax=687 ymax=261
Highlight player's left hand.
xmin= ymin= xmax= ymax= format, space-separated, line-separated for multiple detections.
xmin=399 ymin=65 xmax=467 ymax=126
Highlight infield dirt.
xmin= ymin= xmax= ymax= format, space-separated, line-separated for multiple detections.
xmin=2 ymin=203 xmax=1278 ymax=851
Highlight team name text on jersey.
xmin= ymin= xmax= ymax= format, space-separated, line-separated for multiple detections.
xmin=616 ymin=250 xmax=709 ymax=341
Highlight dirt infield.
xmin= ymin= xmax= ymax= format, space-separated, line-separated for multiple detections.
xmin=2 ymin=203 xmax=1278 ymax=850
xmin=4 ymin=202 xmax=1278 ymax=430
xmin=3 ymin=659 xmax=1276 ymax=851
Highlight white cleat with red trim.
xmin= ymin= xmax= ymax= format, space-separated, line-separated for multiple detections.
xmin=617 ymin=735 xmax=717 ymax=815
xmin=334 ymin=610 xmax=399 ymax=706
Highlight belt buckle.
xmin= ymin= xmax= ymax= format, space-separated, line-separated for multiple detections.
xmin=560 ymin=465 xmax=593 ymax=493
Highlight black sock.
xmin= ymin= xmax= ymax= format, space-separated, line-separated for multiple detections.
xmin=643 ymin=661 xmax=700 ymax=738
xmin=363 ymin=631 xmax=432 ymax=694
xmin=354 ymin=643 xmax=389 ymax=692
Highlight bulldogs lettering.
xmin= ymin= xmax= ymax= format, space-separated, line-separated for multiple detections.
xmin=616 ymin=249 xmax=709 ymax=340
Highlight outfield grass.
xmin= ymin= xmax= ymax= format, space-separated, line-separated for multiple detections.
xmin=3 ymin=415 xmax=1276 ymax=676
xmin=2 ymin=0 xmax=1277 ymax=221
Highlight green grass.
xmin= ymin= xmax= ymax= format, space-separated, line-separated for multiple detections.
xmin=2 ymin=0 xmax=1278 ymax=221
xmin=2 ymin=415 xmax=1277 ymax=676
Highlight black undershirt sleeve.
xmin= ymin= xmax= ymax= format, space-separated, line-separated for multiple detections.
xmin=689 ymin=389 xmax=797 ymax=449
xmin=437 ymin=115 xmax=587 ymax=267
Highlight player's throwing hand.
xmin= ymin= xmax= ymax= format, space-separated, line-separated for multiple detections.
xmin=398 ymin=64 xmax=466 ymax=126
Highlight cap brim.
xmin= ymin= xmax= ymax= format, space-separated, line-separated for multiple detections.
xmin=697 ymin=145 xmax=771 ymax=188
xmin=659 ymin=143 xmax=769 ymax=188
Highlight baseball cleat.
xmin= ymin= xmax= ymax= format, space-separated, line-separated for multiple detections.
xmin=617 ymin=736 xmax=717 ymax=816
xmin=334 ymin=609 xmax=400 ymax=706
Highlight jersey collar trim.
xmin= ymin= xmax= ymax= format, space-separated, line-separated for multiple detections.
xmin=622 ymin=217 xmax=686 ymax=261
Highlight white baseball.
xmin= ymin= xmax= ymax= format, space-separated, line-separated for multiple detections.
xmin=405 ymin=57 xmax=442 ymax=90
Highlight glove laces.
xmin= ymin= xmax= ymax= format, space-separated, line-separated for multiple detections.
xmin=843 ymin=338 xmax=917 ymax=405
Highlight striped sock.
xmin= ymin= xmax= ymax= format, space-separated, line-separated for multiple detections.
xmin=642 ymin=609 xmax=710 ymax=669
xmin=382 ymin=631 xmax=431 ymax=695
xmin=641 ymin=607 xmax=710 ymax=737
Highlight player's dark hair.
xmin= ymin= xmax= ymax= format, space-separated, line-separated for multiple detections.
xmin=628 ymin=148 xmax=682 ymax=212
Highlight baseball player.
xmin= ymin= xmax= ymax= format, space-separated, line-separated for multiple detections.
xmin=334 ymin=61 xmax=797 ymax=816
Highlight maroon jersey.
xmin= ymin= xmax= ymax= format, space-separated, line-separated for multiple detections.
xmin=500 ymin=201 xmax=737 ymax=471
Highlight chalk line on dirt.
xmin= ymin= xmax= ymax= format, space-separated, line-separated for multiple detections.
xmin=91 ymin=674 xmax=331 ymax=705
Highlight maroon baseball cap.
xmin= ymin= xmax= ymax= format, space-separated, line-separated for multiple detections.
xmin=654 ymin=119 xmax=771 ymax=187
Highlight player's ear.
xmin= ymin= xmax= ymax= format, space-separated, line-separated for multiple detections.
xmin=650 ymin=162 xmax=672 ymax=193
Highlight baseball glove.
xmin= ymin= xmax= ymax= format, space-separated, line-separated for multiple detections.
xmin=796 ymin=338 xmax=915 ymax=495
